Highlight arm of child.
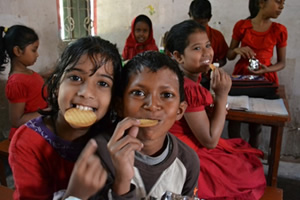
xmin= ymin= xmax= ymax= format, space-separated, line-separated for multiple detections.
xmin=107 ymin=117 xmax=143 ymax=196
xmin=9 ymin=102 xmax=41 ymax=128
xmin=227 ymin=38 xmax=256 ymax=60
xmin=63 ymin=139 xmax=107 ymax=200
xmin=184 ymin=69 xmax=231 ymax=149
xmin=251 ymin=46 xmax=286 ymax=74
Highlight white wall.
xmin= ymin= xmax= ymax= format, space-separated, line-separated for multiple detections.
xmin=0 ymin=0 xmax=299 ymax=158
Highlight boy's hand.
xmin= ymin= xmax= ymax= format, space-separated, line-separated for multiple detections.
xmin=64 ymin=139 xmax=107 ymax=200
xmin=107 ymin=117 xmax=143 ymax=195
xmin=211 ymin=68 xmax=232 ymax=98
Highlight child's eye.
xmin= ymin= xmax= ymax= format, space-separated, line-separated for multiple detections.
xmin=69 ymin=75 xmax=82 ymax=82
xmin=98 ymin=81 xmax=109 ymax=87
xmin=162 ymin=92 xmax=174 ymax=98
xmin=131 ymin=90 xmax=145 ymax=97
xmin=206 ymin=43 xmax=212 ymax=48
xmin=194 ymin=47 xmax=201 ymax=50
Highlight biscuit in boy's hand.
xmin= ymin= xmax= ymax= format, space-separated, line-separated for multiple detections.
xmin=138 ymin=119 xmax=158 ymax=127
xmin=64 ymin=108 xmax=97 ymax=127
xmin=209 ymin=64 xmax=216 ymax=71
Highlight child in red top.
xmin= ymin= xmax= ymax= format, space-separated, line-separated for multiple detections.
xmin=122 ymin=14 xmax=158 ymax=61
xmin=188 ymin=0 xmax=228 ymax=90
xmin=9 ymin=36 xmax=122 ymax=200
xmin=227 ymin=0 xmax=287 ymax=147
xmin=0 ymin=25 xmax=48 ymax=139
xmin=166 ymin=20 xmax=266 ymax=200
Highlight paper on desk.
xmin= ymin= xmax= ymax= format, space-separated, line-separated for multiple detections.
xmin=228 ymin=96 xmax=289 ymax=116
xmin=249 ymin=98 xmax=288 ymax=116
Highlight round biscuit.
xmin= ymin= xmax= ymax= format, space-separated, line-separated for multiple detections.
xmin=65 ymin=108 xmax=97 ymax=127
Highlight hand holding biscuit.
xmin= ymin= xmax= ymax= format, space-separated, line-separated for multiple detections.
xmin=107 ymin=117 xmax=144 ymax=195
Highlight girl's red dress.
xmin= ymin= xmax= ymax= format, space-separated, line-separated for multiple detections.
xmin=122 ymin=17 xmax=158 ymax=60
xmin=231 ymin=19 xmax=287 ymax=85
xmin=5 ymin=72 xmax=48 ymax=139
xmin=169 ymin=76 xmax=266 ymax=200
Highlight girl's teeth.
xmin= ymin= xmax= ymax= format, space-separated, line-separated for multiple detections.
xmin=76 ymin=105 xmax=92 ymax=111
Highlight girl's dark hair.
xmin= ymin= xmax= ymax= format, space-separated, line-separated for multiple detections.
xmin=188 ymin=0 xmax=212 ymax=20
xmin=165 ymin=20 xmax=206 ymax=55
xmin=0 ymin=25 xmax=38 ymax=71
xmin=248 ymin=0 xmax=263 ymax=19
xmin=42 ymin=36 xmax=122 ymax=121
xmin=122 ymin=51 xmax=185 ymax=102
xmin=134 ymin=14 xmax=153 ymax=31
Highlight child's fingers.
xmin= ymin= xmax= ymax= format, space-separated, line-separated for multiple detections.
xmin=76 ymin=139 xmax=98 ymax=166
xmin=109 ymin=132 xmax=143 ymax=155
xmin=109 ymin=117 xmax=140 ymax=144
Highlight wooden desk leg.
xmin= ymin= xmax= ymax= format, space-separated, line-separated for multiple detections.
xmin=267 ymin=126 xmax=283 ymax=187
xmin=0 ymin=158 xmax=7 ymax=186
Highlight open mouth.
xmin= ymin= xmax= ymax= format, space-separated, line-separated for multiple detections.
xmin=71 ymin=104 xmax=96 ymax=112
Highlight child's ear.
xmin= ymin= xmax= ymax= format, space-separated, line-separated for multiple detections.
xmin=13 ymin=46 xmax=23 ymax=57
xmin=176 ymin=101 xmax=187 ymax=120
xmin=172 ymin=51 xmax=184 ymax=65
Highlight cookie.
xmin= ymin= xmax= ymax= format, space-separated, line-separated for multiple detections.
xmin=138 ymin=119 xmax=158 ymax=127
xmin=64 ymin=108 xmax=97 ymax=127
xmin=209 ymin=63 xmax=216 ymax=71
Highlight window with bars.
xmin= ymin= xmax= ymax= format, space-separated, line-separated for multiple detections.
xmin=58 ymin=0 xmax=95 ymax=41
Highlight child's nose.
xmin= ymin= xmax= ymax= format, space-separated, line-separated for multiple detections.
xmin=77 ymin=82 xmax=95 ymax=99
xmin=143 ymin=95 xmax=161 ymax=111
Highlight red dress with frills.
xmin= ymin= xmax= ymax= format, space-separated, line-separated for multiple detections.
xmin=169 ymin=76 xmax=266 ymax=200
xmin=5 ymin=72 xmax=48 ymax=139
xmin=231 ymin=19 xmax=288 ymax=85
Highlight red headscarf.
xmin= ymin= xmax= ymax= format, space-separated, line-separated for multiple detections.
xmin=122 ymin=14 xmax=158 ymax=60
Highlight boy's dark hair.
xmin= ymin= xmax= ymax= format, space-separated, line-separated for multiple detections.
xmin=134 ymin=14 xmax=153 ymax=31
xmin=0 ymin=25 xmax=38 ymax=71
xmin=121 ymin=51 xmax=185 ymax=102
xmin=42 ymin=36 xmax=122 ymax=120
xmin=165 ymin=20 xmax=206 ymax=55
xmin=188 ymin=0 xmax=212 ymax=20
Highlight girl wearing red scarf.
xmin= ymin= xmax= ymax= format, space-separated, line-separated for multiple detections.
xmin=122 ymin=14 xmax=158 ymax=60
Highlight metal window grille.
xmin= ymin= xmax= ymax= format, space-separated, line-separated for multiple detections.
xmin=60 ymin=0 xmax=93 ymax=40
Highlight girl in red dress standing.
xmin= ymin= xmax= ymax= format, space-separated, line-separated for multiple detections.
xmin=122 ymin=14 xmax=158 ymax=61
xmin=0 ymin=25 xmax=48 ymax=139
xmin=166 ymin=20 xmax=266 ymax=200
xmin=227 ymin=0 xmax=287 ymax=147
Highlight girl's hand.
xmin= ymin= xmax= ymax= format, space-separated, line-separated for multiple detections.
xmin=234 ymin=46 xmax=256 ymax=59
xmin=250 ymin=63 xmax=269 ymax=75
xmin=107 ymin=117 xmax=143 ymax=195
xmin=211 ymin=68 xmax=232 ymax=98
xmin=64 ymin=139 xmax=107 ymax=200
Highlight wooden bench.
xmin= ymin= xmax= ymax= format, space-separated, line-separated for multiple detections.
xmin=260 ymin=186 xmax=283 ymax=200
xmin=0 ymin=185 xmax=13 ymax=200
xmin=0 ymin=139 xmax=10 ymax=186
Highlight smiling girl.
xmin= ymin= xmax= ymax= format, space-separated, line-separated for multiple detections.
xmin=9 ymin=36 xmax=122 ymax=200
xmin=122 ymin=14 xmax=158 ymax=61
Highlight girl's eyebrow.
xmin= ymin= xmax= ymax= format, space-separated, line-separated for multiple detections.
xmin=98 ymin=74 xmax=114 ymax=81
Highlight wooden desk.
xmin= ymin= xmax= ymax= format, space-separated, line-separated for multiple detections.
xmin=0 ymin=185 xmax=14 ymax=200
xmin=226 ymin=85 xmax=290 ymax=187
